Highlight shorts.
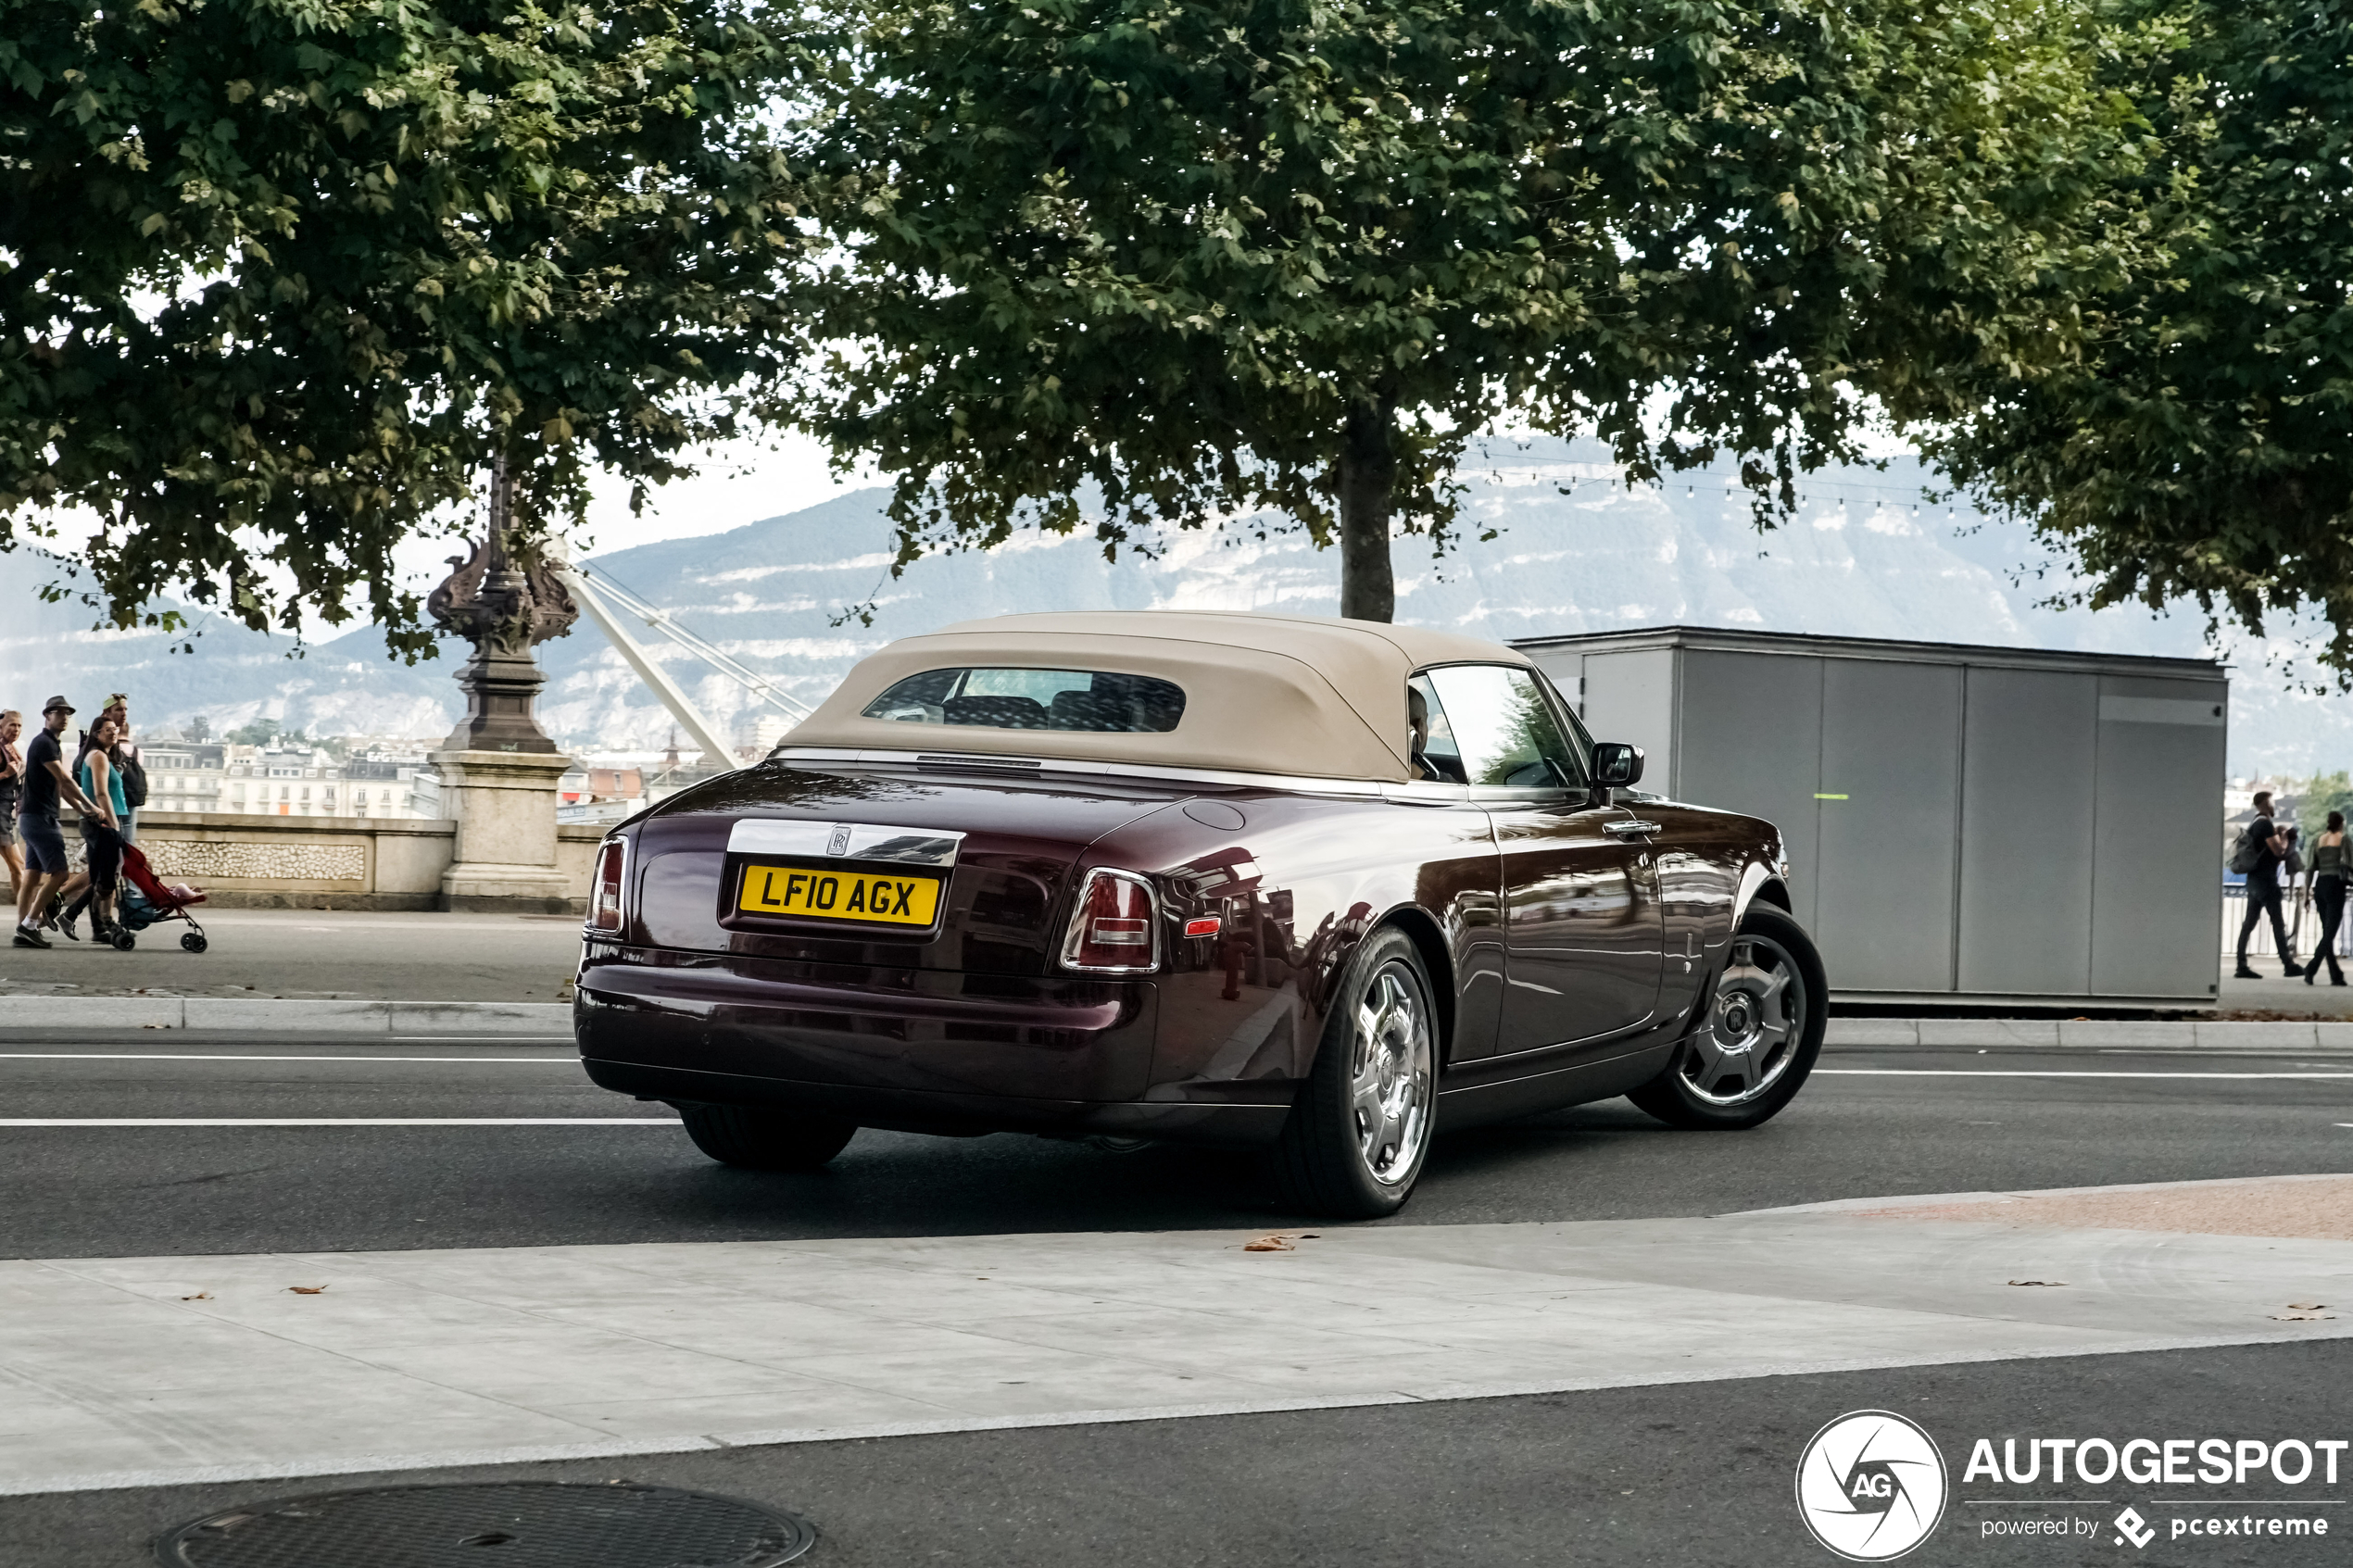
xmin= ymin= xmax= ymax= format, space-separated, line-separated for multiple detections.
xmin=116 ymin=811 xmax=135 ymax=846
xmin=20 ymin=813 xmax=68 ymax=876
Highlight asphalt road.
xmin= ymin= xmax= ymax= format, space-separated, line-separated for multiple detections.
xmin=2 ymin=1035 xmax=2349 ymax=1258
xmin=6 ymin=1035 xmax=2351 ymax=1566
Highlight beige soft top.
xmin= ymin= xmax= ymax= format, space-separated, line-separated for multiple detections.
xmin=782 ymin=610 xmax=1534 ymax=782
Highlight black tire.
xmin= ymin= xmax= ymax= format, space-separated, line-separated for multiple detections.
xmin=676 ymin=1102 xmax=857 ymax=1172
xmin=1629 ymin=902 xmax=1826 ymax=1129
xmin=1273 ymin=927 xmax=1439 ymax=1219
xmin=109 ymin=929 xmax=135 ymax=951
xmin=181 ymin=932 xmax=208 ymax=954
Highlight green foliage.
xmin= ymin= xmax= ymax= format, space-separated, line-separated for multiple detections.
xmin=2300 ymin=771 xmax=2353 ymax=841
xmin=0 ymin=0 xmax=812 ymax=658
xmin=225 ymin=717 xmax=288 ymax=746
xmin=796 ymin=0 xmax=2136 ymax=618
xmin=185 ymin=714 xmax=211 ymax=743
xmin=1916 ymin=0 xmax=2353 ymax=672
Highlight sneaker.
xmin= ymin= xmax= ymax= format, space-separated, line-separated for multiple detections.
xmin=56 ymin=909 xmax=79 ymax=943
xmin=13 ymin=925 xmax=50 ymax=948
xmin=2233 ymin=966 xmax=2263 ymax=979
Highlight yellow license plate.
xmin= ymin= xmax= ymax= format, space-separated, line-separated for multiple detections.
xmin=737 ymin=865 xmax=943 ymax=926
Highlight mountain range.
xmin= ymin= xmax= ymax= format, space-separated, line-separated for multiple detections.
xmin=0 ymin=437 xmax=2338 ymax=777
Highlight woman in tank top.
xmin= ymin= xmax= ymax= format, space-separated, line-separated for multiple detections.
xmin=2305 ymin=810 xmax=2349 ymax=986
xmin=59 ymin=714 xmax=127 ymax=944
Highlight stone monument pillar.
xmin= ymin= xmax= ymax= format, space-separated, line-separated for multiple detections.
xmin=426 ymin=465 xmax=580 ymax=913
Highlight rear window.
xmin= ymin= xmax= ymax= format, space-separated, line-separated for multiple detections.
xmin=862 ymin=668 xmax=1187 ymax=734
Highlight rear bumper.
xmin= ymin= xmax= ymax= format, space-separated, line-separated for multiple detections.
xmin=575 ymin=945 xmax=1288 ymax=1148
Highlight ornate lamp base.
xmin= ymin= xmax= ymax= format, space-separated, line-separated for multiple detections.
xmin=431 ymin=748 xmax=578 ymax=913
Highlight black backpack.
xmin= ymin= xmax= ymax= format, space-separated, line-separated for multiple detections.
xmin=2228 ymin=822 xmax=2267 ymax=875
xmin=115 ymin=745 xmax=147 ymax=809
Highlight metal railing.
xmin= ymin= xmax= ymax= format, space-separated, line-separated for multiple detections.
xmin=2222 ymin=879 xmax=2350 ymax=959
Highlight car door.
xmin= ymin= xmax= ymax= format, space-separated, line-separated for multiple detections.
xmin=1414 ymin=664 xmax=1665 ymax=1060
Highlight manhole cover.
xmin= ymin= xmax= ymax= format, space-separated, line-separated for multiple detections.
xmin=157 ymin=1481 xmax=817 ymax=1568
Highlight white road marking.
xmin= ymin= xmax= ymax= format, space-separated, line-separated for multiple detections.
xmin=0 ymin=1117 xmax=677 ymax=1126
xmin=0 ymin=1053 xmax=572 ymax=1063
xmin=1818 ymin=1069 xmax=2353 ymax=1080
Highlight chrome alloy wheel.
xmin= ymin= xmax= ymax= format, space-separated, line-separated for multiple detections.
xmin=1681 ymin=933 xmax=1807 ymax=1106
xmin=1350 ymin=962 xmax=1433 ymax=1186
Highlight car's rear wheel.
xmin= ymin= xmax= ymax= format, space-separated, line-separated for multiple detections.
xmin=1274 ymin=928 xmax=1437 ymax=1218
xmin=675 ymin=1103 xmax=858 ymax=1171
xmin=1629 ymin=903 xmax=1826 ymax=1130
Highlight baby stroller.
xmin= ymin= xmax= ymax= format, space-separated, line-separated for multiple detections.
xmin=113 ymin=843 xmax=208 ymax=953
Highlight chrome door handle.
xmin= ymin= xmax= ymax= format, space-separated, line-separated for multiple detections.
xmin=1604 ymin=819 xmax=1662 ymax=837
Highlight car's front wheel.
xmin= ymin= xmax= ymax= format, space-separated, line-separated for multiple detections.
xmin=675 ymin=1103 xmax=858 ymax=1171
xmin=1629 ymin=903 xmax=1826 ymax=1130
xmin=1274 ymin=928 xmax=1437 ymax=1218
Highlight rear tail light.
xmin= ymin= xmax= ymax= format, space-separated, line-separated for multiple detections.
xmin=1061 ymin=868 xmax=1160 ymax=973
xmin=589 ymin=838 xmax=628 ymax=934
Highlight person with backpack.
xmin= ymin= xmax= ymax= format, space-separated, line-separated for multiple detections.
xmin=2304 ymin=810 xmax=2350 ymax=985
xmin=2233 ymin=790 xmax=2298 ymax=978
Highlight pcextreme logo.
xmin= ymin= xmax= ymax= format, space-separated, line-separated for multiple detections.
xmin=1796 ymin=1410 xmax=1951 ymax=1562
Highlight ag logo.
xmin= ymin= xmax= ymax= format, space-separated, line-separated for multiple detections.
xmin=1795 ymin=1410 xmax=1948 ymax=1561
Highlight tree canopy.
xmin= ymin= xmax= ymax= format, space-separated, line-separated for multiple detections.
xmin=1913 ymin=0 xmax=2353 ymax=674
xmin=796 ymin=0 xmax=2137 ymax=619
xmin=0 ymin=0 xmax=811 ymax=658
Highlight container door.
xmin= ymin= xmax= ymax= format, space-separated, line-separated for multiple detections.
xmin=1414 ymin=663 xmax=1664 ymax=1058
xmin=1812 ymin=659 xmax=1963 ymax=995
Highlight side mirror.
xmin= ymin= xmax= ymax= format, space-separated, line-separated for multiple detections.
xmin=1592 ymin=742 xmax=1644 ymax=788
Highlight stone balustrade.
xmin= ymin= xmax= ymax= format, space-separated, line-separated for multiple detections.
xmin=127 ymin=812 xmax=606 ymax=911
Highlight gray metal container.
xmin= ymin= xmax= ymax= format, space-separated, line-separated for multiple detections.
xmin=1514 ymin=627 xmax=2226 ymax=1008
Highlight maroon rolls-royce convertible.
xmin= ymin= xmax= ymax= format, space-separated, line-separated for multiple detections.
xmin=575 ymin=611 xmax=1825 ymax=1217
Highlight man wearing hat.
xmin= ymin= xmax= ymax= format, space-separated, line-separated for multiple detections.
xmin=15 ymin=696 xmax=105 ymax=947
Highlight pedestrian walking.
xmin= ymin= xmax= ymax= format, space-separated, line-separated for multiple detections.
xmin=2233 ymin=789 xmax=2299 ymax=978
xmin=98 ymin=694 xmax=144 ymax=845
xmin=59 ymin=714 xmax=130 ymax=946
xmin=2305 ymin=810 xmax=2350 ymax=986
xmin=14 ymin=696 xmax=105 ymax=948
xmin=0 ymin=710 xmax=23 ymax=900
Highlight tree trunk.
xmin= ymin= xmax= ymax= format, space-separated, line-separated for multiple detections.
xmin=1336 ymin=397 xmax=1397 ymax=622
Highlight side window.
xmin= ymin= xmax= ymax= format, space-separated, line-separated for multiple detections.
xmin=1416 ymin=665 xmax=1585 ymax=792
xmin=1405 ymin=672 xmax=1468 ymax=784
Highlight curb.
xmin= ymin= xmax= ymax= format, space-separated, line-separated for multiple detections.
xmin=0 ymin=998 xmax=572 ymax=1035
xmin=1826 ymin=1017 xmax=2353 ymax=1051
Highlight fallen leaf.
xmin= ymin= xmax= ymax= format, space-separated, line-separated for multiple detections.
xmin=286 ymin=1286 xmax=327 ymax=1295
xmin=2007 ymin=1280 xmax=2066 ymax=1287
xmin=180 ymin=1292 xmax=211 ymax=1301
xmin=2271 ymin=1311 xmax=2335 ymax=1322
xmin=1299 ymin=1234 xmax=1322 ymax=1240
xmin=1242 ymin=1236 xmax=1294 ymax=1252
xmin=2287 ymin=1302 xmax=2328 ymax=1311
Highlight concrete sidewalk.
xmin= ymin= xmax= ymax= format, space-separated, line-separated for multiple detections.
xmin=0 ymin=1003 xmax=2337 ymax=1043
xmin=4 ymin=1177 xmax=2347 ymax=1496
xmin=0 ymin=997 xmax=570 ymax=1035
xmin=1826 ymin=1016 xmax=2353 ymax=1051
xmin=0 ymin=908 xmax=580 ymax=1003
